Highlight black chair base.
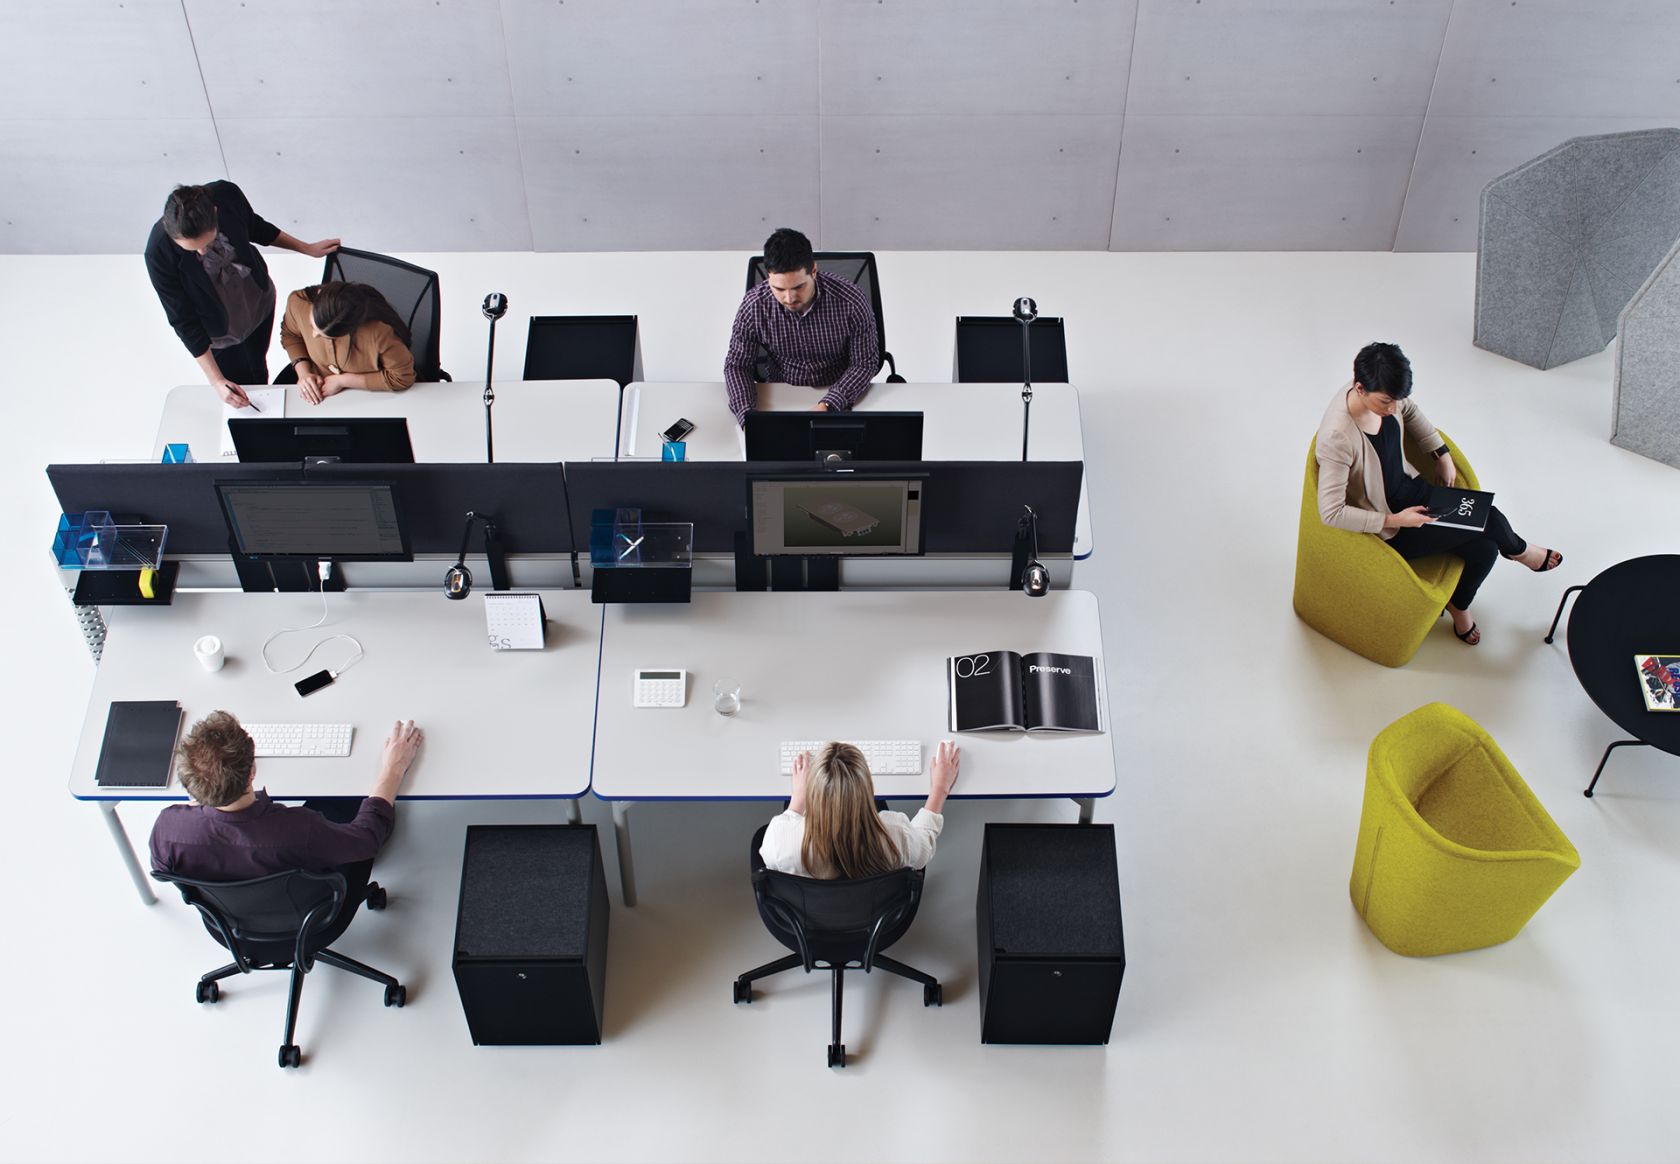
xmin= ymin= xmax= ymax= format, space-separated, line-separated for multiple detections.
xmin=732 ymin=949 xmax=941 ymax=1069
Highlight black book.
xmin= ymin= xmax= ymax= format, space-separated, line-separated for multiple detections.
xmin=947 ymin=650 xmax=1104 ymax=733
xmin=94 ymin=700 xmax=183 ymax=788
xmin=1427 ymin=485 xmax=1495 ymax=532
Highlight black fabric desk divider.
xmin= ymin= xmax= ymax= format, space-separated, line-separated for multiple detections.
xmin=47 ymin=462 xmax=577 ymax=556
xmin=564 ymin=460 xmax=1082 ymax=555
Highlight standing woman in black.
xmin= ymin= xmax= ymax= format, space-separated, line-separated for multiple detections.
xmin=143 ymin=182 xmax=340 ymax=407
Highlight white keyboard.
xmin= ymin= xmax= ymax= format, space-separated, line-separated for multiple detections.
xmin=245 ymin=723 xmax=354 ymax=758
xmin=779 ymin=740 xmax=922 ymax=776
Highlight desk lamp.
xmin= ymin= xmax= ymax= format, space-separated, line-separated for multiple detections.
xmin=1010 ymin=505 xmax=1049 ymax=597
xmin=481 ymin=292 xmax=508 ymax=463
xmin=444 ymin=510 xmax=511 ymax=599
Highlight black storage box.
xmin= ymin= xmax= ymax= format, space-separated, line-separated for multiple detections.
xmin=453 ymin=824 xmax=609 ymax=1045
xmin=977 ymin=822 xmax=1125 ymax=1045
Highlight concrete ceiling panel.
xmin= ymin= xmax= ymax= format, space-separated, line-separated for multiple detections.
xmin=0 ymin=1 xmax=209 ymax=120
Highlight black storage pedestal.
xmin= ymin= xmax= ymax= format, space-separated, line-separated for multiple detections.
xmin=453 ymin=825 xmax=609 ymax=1045
xmin=977 ymin=823 xmax=1125 ymax=1045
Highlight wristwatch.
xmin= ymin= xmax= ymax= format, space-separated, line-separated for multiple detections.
xmin=1432 ymin=445 xmax=1452 ymax=458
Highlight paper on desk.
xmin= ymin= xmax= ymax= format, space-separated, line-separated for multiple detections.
xmin=220 ymin=388 xmax=286 ymax=458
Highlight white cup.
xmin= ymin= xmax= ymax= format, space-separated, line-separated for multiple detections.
xmin=194 ymin=634 xmax=225 ymax=672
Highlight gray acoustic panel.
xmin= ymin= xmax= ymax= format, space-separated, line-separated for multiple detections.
xmin=1473 ymin=129 xmax=1680 ymax=369
xmin=1431 ymin=0 xmax=1680 ymax=119
xmin=820 ymin=116 xmax=1123 ymax=250
xmin=503 ymin=0 xmax=819 ymax=116
xmin=185 ymin=0 xmax=513 ymax=119
xmin=1110 ymin=115 xmax=1421 ymax=250
xmin=519 ymin=117 xmax=820 ymax=251
xmin=218 ymin=118 xmax=531 ymax=253
xmin=1127 ymin=0 xmax=1451 ymax=117
xmin=0 ymin=1 xmax=208 ymax=120
xmin=818 ymin=0 xmax=1135 ymax=116
xmin=1395 ymin=115 xmax=1676 ymax=251
xmin=1613 ymin=238 xmax=1680 ymax=468
xmin=0 ymin=120 xmax=225 ymax=254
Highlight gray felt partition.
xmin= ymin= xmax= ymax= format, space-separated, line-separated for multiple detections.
xmin=1474 ymin=129 xmax=1680 ymax=370
xmin=1611 ymin=237 xmax=1680 ymax=469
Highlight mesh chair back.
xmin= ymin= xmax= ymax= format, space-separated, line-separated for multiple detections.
xmin=155 ymin=868 xmax=347 ymax=948
xmin=755 ymin=863 xmax=923 ymax=967
xmin=323 ymin=248 xmax=444 ymax=380
xmin=744 ymin=252 xmax=890 ymax=380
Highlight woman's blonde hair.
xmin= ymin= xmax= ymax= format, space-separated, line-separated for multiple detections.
xmin=800 ymin=742 xmax=900 ymax=880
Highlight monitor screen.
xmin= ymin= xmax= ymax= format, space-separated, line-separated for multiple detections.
xmin=229 ymin=417 xmax=414 ymax=464
xmin=748 ymin=476 xmax=924 ymax=556
xmin=216 ymin=481 xmax=411 ymax=560
xmin=954 ymin=316 xmax=1069 ymax=383
xmin=523 ymin=315 xmax=640 ymax=385
xmin=743 ymin=411 xmax=923 ymax=463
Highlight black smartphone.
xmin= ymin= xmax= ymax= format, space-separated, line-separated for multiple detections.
xmin=295 ymin=669 xmax=336 ymax=697
xmin=660 ymin=417 xmax=695 ymax=443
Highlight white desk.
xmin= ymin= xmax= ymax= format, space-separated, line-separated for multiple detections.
xmin=150 ymin=379 xmax=623 ymax=464
xmin=592 ymin=589 xmax=1115 ymax=904
xmin=72 ymin=590 xmax=601 ymax=904
xmin=618 ymin=381 xmax=1094 ymax=559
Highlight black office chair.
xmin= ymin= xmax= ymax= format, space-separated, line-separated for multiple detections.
xmin=733 ymin=825 xmax=941 ymax=1068
xmin=152 ymin=868 xmax=405 ymax=1069
xmin=521 ymin=315 xmax=643 ymax=386
xmin=745 ymin=252 xmax=905 ymax=384
xmin=308 ymin=247 xmax=449 ymax=382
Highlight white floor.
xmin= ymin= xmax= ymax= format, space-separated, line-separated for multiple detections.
xmin=2 ymin=248 xmax=1678 ymax=1164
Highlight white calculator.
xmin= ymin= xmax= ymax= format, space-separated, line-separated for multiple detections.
xmin=633 ymin=668 xmax=688 ymax=708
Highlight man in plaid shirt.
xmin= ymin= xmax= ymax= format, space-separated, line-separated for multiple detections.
xmin=723 ymin=227 xmax=881 ymax=426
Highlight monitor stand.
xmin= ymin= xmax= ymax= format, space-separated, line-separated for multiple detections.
xmin=733 ymin=533 xmax=838 ymax=592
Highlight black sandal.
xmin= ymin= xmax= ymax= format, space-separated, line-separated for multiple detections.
xmin=1506 ymin=546 xmax=1563 ymax=572
xmin=1454 ymin=621 xmax=1481 ymax=646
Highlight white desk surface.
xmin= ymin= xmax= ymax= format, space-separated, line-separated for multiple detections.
xmin=151 ymin=379 xmax=622 ymax=464
xmin=591 ymin=589 xmax=1116 ymax=802
xmin=70 ymin=590 xmax=599 ymax=802
xmin=618 ymin=380 xmax=1093 ymax=556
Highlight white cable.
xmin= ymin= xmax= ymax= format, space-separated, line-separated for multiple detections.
xmin=260 ymin=573 xmax=365 ymax=677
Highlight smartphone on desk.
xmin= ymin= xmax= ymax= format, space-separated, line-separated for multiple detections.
xmin=661 ymin=417 xmax=695 ymax=443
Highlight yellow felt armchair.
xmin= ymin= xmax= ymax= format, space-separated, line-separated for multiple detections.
xmin=1293 ymin=431 xmax=1479 ymax=667
xmin=1350 ymin=703 xmax=1579 ymax=957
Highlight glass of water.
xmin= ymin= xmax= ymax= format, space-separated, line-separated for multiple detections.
xmin=713 ymin=677 xmax=741 ymax=717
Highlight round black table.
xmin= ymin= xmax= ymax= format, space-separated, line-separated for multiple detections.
xmin=1552 ymin=555 xmax=1680 ymax=796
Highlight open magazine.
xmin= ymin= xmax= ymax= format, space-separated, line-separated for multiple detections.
xmin=1635 ymin=654 xmax=1680 ymax=712
xmin=947 ymin=650 xmax=1104 ymax=733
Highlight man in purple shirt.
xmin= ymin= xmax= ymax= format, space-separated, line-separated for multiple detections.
xmin=723 ymin=227 xmax=881 ymax=426
xmin=150 ymin=711 xmax=423 ymax=904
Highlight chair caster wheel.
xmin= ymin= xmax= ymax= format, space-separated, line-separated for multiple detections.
xmin=827 ymin=1043 xmax=846 ymax=1068
xmin=924 ymin=983 xmax=942 ymax=1007
xmin=279 ymin=1044 xmax=301 ymax=1068
xmin=384 ymin=984 xmax=407 ymax=1008
xmin=365 ymin=883 xmax=388 ymax=910
xmin=195 ymin=980 xmax=220 ymax=1004
xmin=732 ymin=979 xmax=752 ymax=1004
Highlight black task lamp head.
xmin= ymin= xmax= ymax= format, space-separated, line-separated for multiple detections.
xmin=1012 ymin=296 xmax=1038 ymax=324
xmin=1011 ymin=505 xmax=1050 ymax=598
xmin=481 ymin=292 xmax=508 ymax=321
xmin=444 ymin=511 xmax=508 ymax=599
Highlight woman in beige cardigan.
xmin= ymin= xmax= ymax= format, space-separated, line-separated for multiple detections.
xmin=279 ymin=282 xmax=416 ymax=404
xmin=1316 ymin=343 xmax=1561 ymax=646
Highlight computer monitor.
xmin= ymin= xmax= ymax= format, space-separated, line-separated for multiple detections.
xmin=953 ymin=316 xmax=1069 ymax=383
xmin=743 ymin=411 xmax=923 ymax=464
xmin=748 ymin=475 xmax=925 ymax=556
xmin=215 ymin=480 xmax=411 ymax=561
xmin=229 ymin=417 xmax=415 ymax=464
xmin=522 ymin=315 xmax=642 ymax=386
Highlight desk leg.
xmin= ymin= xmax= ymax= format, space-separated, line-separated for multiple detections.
xmin=565 ymin=797 xmax=582 ymax=825
xmin=611 ymin=801 xmax=638 ymax=908
xmin=1073 ymin=797 xmax=1095 ymax=824
xmin=1584 ymin=739 xmax=1647 ymax=798
xmin=101 ymin=802 xmax=157 ymax=906
xmin=1543 ymin=585 xmax=1586 ymax=645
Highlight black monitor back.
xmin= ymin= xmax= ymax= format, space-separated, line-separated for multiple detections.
xmin=744 ymin=411 xmax=923 ymax=463
xmin=954 ymin=316 xmax=1069 ymax=383
xmin=523 ymin=316 xmax=642 ymax=387
xmin=229 ymin=417 xmax=415 ymax=464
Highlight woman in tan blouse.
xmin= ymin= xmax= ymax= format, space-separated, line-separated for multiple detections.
xmin=279 ymin=282 xmax=416 ymax=403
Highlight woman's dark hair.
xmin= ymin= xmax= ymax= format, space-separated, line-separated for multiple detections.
xmin=305 ymin=282 xmax=412 ymax=349
xmin=762 ymin=227 xmax=815 ymax=275
xmin=161 ymin=184 xmax=217 ymax=240
xmin=1353 ymin=342 xmax=1413 ymax=400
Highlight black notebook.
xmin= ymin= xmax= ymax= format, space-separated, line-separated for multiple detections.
xmin=94 ymin=700 xmax=183 ymax=788
xmin=1427 ymin=486 xmax=1495 ymax=532
xmin=947 ymin=650 xmax=1104 ymax=733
